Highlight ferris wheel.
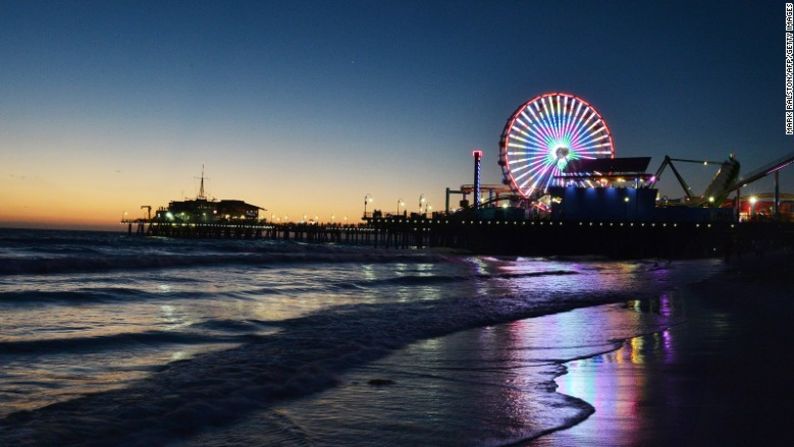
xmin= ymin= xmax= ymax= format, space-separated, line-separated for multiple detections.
xmin=498 ymin=92 xmax=615 ymax=198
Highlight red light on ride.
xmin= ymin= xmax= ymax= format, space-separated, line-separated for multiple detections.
xmin=472 ymin=149 xmax=483 ymax=159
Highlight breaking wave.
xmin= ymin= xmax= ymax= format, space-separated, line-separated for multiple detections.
xmin=0 ymin=288 xmax=642 ymax=446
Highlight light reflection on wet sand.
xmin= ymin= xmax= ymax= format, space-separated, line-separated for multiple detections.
xmin=536 ymin=293 xmax=690 ymax=446
xmin=181 ymin=299 xmax=678 ymax=447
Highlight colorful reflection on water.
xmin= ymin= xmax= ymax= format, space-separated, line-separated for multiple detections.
xmin=546 ymin=293 xmax=684 ymax=446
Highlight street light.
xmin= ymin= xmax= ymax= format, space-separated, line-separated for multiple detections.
xmin=397 ymin=198 xmax=405 ymax=216
xmin=419 ymin=194 xmax=426 ymax=215
xmin=364 ymin=193 xmax=373 ymax=217
xmin=749 ymin=196 xmax=758 ymax=219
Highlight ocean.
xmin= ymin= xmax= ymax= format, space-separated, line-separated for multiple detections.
xmin=0 ymin=228 xmax=724 ymax=446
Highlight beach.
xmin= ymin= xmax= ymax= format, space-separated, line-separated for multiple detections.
xmin=539 ymin=252 xmax=794 ymax=446
xmin=0 ymin=228 xmax=790 ymax=445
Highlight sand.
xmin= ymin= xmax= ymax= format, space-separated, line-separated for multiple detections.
xmin=536 ymin=252 xmax=794 ymax=446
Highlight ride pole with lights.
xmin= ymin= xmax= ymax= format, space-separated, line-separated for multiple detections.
xmin=473 ymin=149 xmax=483 ymax=210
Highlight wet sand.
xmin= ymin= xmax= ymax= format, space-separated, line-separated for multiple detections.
xmin=537 ymin=253 xmax=794 ymax=446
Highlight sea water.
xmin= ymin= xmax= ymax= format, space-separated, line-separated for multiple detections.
xmin=0 ymin=228 xmax=722 ymax=446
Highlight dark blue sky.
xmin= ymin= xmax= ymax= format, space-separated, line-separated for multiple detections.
xmin=0 ymin=0 xmax=789 ymax=224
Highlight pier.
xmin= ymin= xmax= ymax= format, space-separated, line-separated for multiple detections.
xmin=122 ymin=216 xmax=794 ymax=259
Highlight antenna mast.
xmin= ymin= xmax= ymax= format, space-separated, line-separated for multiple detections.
xmin=198 ymin=164 xmax=206 ymax=200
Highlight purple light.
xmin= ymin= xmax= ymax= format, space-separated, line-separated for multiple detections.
xmin=499 ymin=92 xmax=616 ymax=198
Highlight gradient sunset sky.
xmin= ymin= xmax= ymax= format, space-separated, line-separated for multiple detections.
xmin=0 ymin=0 xmax=788 ymax=229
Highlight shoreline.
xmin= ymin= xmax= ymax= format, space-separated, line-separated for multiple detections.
xmin=536 ymin=252 xmax=794 ymax=446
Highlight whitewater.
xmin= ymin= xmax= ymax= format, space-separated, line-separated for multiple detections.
xmin=0 ymin=228 xmax=722 ymax=446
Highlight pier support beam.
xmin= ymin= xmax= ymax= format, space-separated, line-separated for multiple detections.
xmin=735 ymin=188 xmax=741 ymax=221
xmin=774 ymin=170 xmax=780 ymax=219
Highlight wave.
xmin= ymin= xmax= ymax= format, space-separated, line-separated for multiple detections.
xmin=0 ymin=287 xmax=646 ymax=446
xmin=331 ymin=270 xmax=579 ymax=290
xmin=0 ymin=330 xmax=244 ymax=355
xmin=0 ymin=289 xmax=227 ymax=305
xmin=0 ymin=269 xmax=579 ymax=307
xmin=0 ymin=249 xmax=451 ymax=276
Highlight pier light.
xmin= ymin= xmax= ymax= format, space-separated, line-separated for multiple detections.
xmin=624 ymin=196 xmax=630 ymax=202
xmin=364 ymin=194 xmax=373 ymax=217
xmin=749 ymin=196 xmax=758 ymax=219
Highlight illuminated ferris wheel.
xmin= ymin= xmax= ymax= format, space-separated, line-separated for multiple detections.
xmin=498 ymin=92 xmax=615 ymax=198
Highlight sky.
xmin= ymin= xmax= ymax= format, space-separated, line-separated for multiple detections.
xmin=0 ymin=0 xmax=790 ymax=229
